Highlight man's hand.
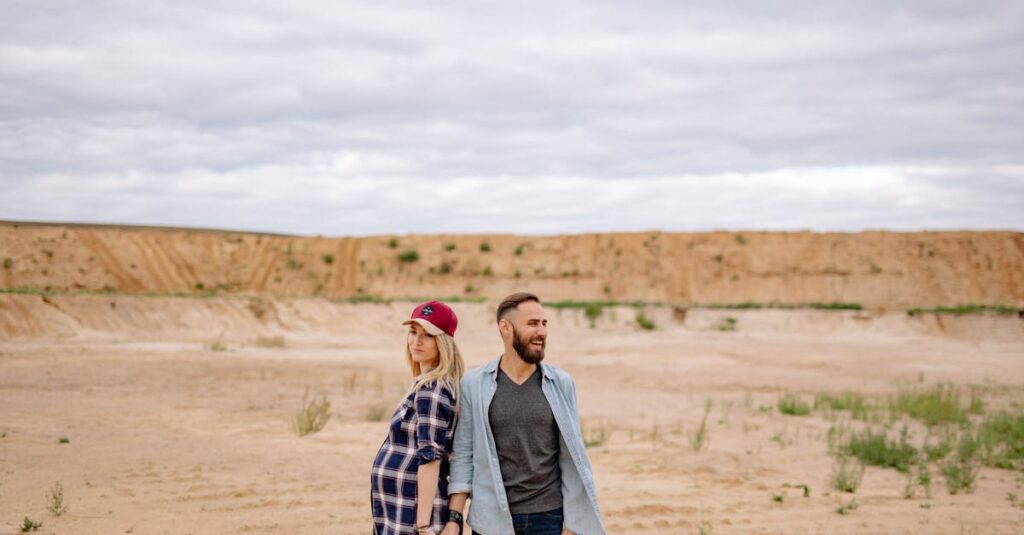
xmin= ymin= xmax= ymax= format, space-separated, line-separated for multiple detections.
xmin=439 ymin=521 xmax=461 ymax=535
xmin=561 ymin=530 xmax=575 ymax=535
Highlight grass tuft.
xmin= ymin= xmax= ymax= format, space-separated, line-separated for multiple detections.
xmin=844 ymin=426 xmax=918 ymax=472
xmin=47 ymin=481 xmax=68 ymax=516
xmin=397 ymin=249 xmax=420 ymax=263
xmin=291 ymin=387 xmax=331 ymax=437
xmin=889 ymin=383 xmax=969 ymax=426
xmin=831 ymin=455 xmax=864 ymax=493
xmin=582 ymin=419 xmax=610 ymax=449
xmin=778 ymin=393 xmax=811 ymax=416
xmin=254 ymin=335 xmax=286 ymax=348
xmin=20 ymin=517 xmax=42 ymax=532
xmin=635 ymin=311 xmax=656 ymax=331
xmin=689 ymin=399 xmax=712 ymax=452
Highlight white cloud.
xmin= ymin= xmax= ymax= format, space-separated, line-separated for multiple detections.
xmin=1 ymin=1 xmax=1023 ymax=233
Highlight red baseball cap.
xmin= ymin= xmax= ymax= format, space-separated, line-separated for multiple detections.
xmin=402 ymin=300 xmax=458 ymax=337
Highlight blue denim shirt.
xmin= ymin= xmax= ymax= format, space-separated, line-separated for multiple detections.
xmin=449 ymin=355 xmax=606 ymax=535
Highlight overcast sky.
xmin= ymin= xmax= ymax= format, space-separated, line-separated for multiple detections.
xmin=2 ymin=1 xmax=1023 ymax=235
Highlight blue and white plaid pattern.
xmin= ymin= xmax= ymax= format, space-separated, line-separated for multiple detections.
xmin=372 ymin=379 xmax=456 ymax=535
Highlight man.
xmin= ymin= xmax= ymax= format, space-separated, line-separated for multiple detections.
xmin=440 ymin=292 xmax=605 ymax=535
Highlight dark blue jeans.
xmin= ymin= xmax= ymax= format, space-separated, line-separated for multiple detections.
xmin=476 ymin=507 xmax=564 ymax=535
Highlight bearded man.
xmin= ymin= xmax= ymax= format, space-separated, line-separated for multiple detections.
xmin=440 ymin=292 xmax=605 ymax=535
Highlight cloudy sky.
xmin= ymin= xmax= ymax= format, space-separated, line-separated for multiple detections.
xmin=2 ymin=1 xmax=1023 ymax=235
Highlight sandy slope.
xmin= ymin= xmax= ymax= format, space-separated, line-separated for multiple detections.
xmin=1 ymin=299 xmax=1023 ymax=534
xmin=3 ymin=222 xmax=1023 ymax=308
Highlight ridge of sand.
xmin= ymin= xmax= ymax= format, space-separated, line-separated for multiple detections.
xmin=2 ymin=221 xmax=1023 ymax=309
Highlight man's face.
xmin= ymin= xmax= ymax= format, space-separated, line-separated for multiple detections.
xmin=507 ymin=300 xmax=548 ymax=364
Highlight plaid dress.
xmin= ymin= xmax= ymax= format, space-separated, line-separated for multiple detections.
xmin=371 ymin=379 xmax=456 ymax=535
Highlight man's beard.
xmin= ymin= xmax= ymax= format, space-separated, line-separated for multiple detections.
xmin=511 ymin=325 xmax=545 ymax=364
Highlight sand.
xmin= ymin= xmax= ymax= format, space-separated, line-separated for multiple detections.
xmin=2 ymin=298 xmax=1023 ymax=534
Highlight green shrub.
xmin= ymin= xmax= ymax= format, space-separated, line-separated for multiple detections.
xmin=907 ymin=304 xmax=1017 ymax=316
xmin=889 ymin=383 xmax=968 ymax=426
xmin=831 ymin=455 xmax=864 ymax=492
xmin=843 ymin=426 xmax=918 ymax=472
xmin=322 ymin=254 xmax=334 ymax=265
xmin=444 ymin=243 xmax=456 ymax=252
xmin=514 ymin=244 xmax=524 ymax=256
xmin=479 ymin=241 xmax=491 ymax=252
xmin=397 ymin=249 xmax=420 ymax=263
xmin=3 ymin=257 xmax=11 ymax=270
xmin=635 ymin=311 xmax=656 ymax=331
xmin=717 ymin=317 xmax=737 ymax=332
xmin=814 ymin=391 xmax=873 ymax=420
xmin=47 ymin=482 xmax=68 ymax=516
xmin=584 ymin=303 xmax=602 ymax=328
xmin=20 ymin=517 xmax=42 ymax=532
xmin=387 ymin=238 xmax=398 ymax=249
xmin=778 ymin=393 xmax=811 ymax=416
xmin=942 ymin=431 xmax=981 ymax=494
xmin=976 ymin=411 xmax=1024 ymax=469
xmin=581 ymin=419 xmax=610 ymax=448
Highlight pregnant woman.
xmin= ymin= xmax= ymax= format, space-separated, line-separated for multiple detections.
xmin=371 ymin=301 xmax=465 ymax=535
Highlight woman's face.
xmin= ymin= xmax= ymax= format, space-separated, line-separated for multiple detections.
xmin=407 ymin=322 xmax=440 ymax=368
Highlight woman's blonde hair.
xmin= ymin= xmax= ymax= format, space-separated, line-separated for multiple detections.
xmin=406 ymin=331 xmax=464 ymax=414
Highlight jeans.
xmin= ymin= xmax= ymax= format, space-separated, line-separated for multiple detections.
xmin=476 ymin=507 xmax=564 ymax=535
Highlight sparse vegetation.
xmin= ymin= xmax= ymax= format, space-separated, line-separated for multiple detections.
xmin=582 ymin=419 xmax=610 ymax=448
xmin=689 ymin=399 xmax=712 ymax=452
xmin=397 ymin=249 xmax=420 ymax=263
xmin=584 ymin=303 xmax=602 ymax=328
xmin=734 ymin=234 xmax=746 ymax=245
xmin=291 ymin=387 xmax=331 ymax=437
xmin=387 ymin=238 xmax=398 ymax=249
xmin=254 ymin=336 xmax=286 ymax=348
xmin=976 ymin=410 xmax=1024 ymax=469
xmin=322 ymin=254 xmax=334 ymax=265
xmin=635 ymin=311 xmax=656 ymax=331
xmin=942 ymin=430 xmax=981 ymax=494
xmin=479 ymin=241 xmax=491 ymax=252
xmin=815 ymin=391 xmax=873 ymax=420
xmin=57 ymin=437 xmax=69 ymax=444
xmin=514 ymin=244 xmax=524 ymax=256
xmin=717 ymin=317 xmax=737 ymax=332
xmin=889 ymin=383 xmax=969 ymax=427
xmin=778 ymin=393 xmax=811 ymax=416
xmin=47 ymin=481 xmax=68 ymax=516
xmin=206 ymin=340 xmax=227 ymax=352
xmin=831 ymin=450 xmax=864 ymax=489
xmin=20 ymin=517 xmax=42 ymax=532
xmin=365 ymin=402 xmax=389 ymax=422
xmin=835 ymin=498 xmax=858 ymax=515
xmin=843 ymin=426 xmax=917 ymax=473
xmin=907 ymin=304 xmax=1018 ymax=316
xmin=444 ymin=242 xmax=456 ymax=252
xmin=3 ymin=257 xmax=12 ymax=269
xmin=700 ymin=302 xmax=863 ymax=311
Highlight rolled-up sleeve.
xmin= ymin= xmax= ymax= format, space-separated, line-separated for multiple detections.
xmin=447 ymin=377 xmax=474 ymax=495
xmin=415 ymin=381 xmax=455 ymax=463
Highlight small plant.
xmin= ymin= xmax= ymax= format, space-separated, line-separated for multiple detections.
xmin=387 ymin=238 xmax=398 ymax=249
xmin=254 ymin=336 xmax=286 ymax=348
xmin=463 ymin=284 xmax=474 ymax=294
xmin=697 ymin=512 xmax=714 ymax=535
xmin=482 ymin=266 xmax=493 ymax=277
xmin=584 ymin=303 xmax=603 ymax=328
xmin=815 ymin=391 xmax=873 ymax=420
xmin=889 ymin=383 xmax=968 ymax=426
xmin=444 ymin=242 xmax=456 ymax=252
xmin=3 ymin=257 xmax=11 ymax=270
xmin=479 ymin=241 xmax=491 ymax=252
xmin=291 ymin=387 xmax=331 ymax=437
xmin=635 ymin=311 xmax=656 ymax=331
xmin=942 ymin=431 xmax=981 ymax=494
xmin=206 ymin=340 xmax=227 ymax=352
xmin=771 ymin=493 xmax=784 ymax=503
xmin=514 ymin=244 xmax=524 ymax=256
xmin=322 ymin=254 xmax=334 ymax=265
xmin=844 ymin=426 xmax=918 ymax=473
xmin=57 ymin=437 xmax=69 ymax=444
xmin=689 ymin=399 xmax=712 ymax=452
xmin=397 ymin=249 xmax=420 ymax=263
xmin=365 ymin=402 xmax=389 ymax=422
xmin=734 ymin=234 xmax=746 ymax=245
xmin=47 ymin=481 xmax=68 ymax=516
xmin=195 ymin=282 xmax=205 ymax=290
xmin=582 ymin=419 xmax=610 ymax=448
xmin=778 ymin=393 xmax=811 ymax=416
xmin=835 ymin=498 xmax=858 ymax=515
xmin=20 ymin=517 xmax=42 ymax=532
xmin=904 ymin=454 xmax=933 ymax=499
xmin=717 ymin=317 xmax=738 ymax=332
xmin=831 ymin=455 xmax=864 ymax=493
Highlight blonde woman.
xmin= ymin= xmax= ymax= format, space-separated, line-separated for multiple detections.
xmin=371 ymin=301 xmax=465 ymax=535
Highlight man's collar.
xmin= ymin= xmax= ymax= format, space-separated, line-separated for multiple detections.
xmin=486 ymin=353 xmax=551 ymax=381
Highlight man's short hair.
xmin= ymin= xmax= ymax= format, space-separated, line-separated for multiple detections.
xmin=496 ymin=292 xmax=540 ymax=323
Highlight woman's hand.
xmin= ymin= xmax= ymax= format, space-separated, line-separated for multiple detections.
xmin=439 ymin=521 xmax=461 ymax=535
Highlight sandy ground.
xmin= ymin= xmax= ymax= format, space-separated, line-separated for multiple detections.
xmin=2 ymin=307 xmax=1024 ymax=534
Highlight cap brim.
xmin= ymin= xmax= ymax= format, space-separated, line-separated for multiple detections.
xmin=402 ymin=318 xmax=445 ymax=336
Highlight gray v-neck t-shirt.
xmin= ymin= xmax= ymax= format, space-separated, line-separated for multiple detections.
xmin=488 ymin=366 xmax=563 ymax=514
